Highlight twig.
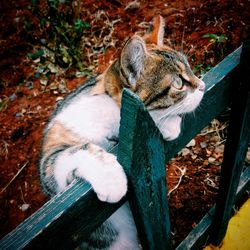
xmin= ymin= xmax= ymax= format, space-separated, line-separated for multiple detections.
xmin=204 ymin=177 xmax=219 ymax=190
xmin=0 ymin=161 xmax=29 ymax=194
xmin=19 ymin=185 xmax=27 ymax=204
xmin=200 ymin=122 xmax=228 ymax=136
xmin=168 ymin=166 xmax=186 ymax=196
xmin=215 ymin=139 xmax=226 ymax=146
xmin=0 ymin=140 xmax=9 ymax=159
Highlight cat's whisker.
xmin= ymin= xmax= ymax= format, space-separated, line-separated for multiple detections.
xmin=186 ymin=45 xmax=196 ymax=58
xmin=158 ymin=109 xmax=176 ymax=122
xmin=181 ymin=27 xmax=185 ymax=53
xmin=171 ymin=24 xmax=178 ymax=50
xmin=157 ymin=103 xmax=185 ymax=126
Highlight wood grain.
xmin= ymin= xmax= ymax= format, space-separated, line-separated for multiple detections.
xmin=118 ymin=89 xmax=172 ymax=250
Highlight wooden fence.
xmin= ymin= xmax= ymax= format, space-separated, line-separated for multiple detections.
xmin=0 ymin=40 xmax=249 ymax=249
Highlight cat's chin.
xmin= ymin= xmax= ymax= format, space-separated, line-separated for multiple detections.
xmin=149 ymin=87 xmax=204 ymax=141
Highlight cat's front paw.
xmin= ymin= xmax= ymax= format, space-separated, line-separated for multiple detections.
xmin=92 ymin=158 xmax=127 ymax=203
xmin=163 ymin=126 xmax=181 ymax=141
xmin=159 ymin=115 xmax=182 ymax=141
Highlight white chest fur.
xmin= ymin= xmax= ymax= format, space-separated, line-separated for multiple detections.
xmin=53 ymin=93 xmax=120 ymax=148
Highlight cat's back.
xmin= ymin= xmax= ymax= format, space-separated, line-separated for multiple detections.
xmin=43 ymin=78 xmax=120 ymax=153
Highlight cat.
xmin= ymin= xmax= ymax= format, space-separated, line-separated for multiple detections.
xmin=39 ymin=15 xmax=205 ymax=249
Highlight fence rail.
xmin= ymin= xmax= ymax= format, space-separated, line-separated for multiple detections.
xmin=0 ymin=42 xmax=249 ymax=250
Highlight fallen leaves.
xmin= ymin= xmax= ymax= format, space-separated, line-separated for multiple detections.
xmin=167 ymin=118 xmax=228 ymax=196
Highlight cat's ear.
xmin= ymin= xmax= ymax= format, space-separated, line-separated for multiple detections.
xmin=120 ymin=35 xmax=146 ymax=87
xmin=144 ymin=15 xmax=165 ymax=46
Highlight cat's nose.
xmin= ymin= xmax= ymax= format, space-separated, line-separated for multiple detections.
xmin=198 ymin=80 xmax=206 ymax=92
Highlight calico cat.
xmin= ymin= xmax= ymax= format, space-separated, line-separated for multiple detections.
xmin=39 ymin=16 xmax=205 ymax=249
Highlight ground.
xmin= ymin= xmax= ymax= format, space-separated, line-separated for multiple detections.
xmin=0 ymin=0 xmax=250 ymax=247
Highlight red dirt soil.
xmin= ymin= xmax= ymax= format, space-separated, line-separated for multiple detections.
xmin=0 ymin=0 xmax=250 ymax=247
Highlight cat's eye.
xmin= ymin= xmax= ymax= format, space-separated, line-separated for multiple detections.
xmin=172 ymin=77 xmax=184 ymax=90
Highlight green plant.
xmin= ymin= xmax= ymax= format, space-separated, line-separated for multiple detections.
xmin=203 ymin=33 xmax=227 ymax=59
xmin=203 ymin=33 xmax=226 ymax=44
xmin=28 ymin=0 xmax=90 ymax=70
xmin=190 ymin=54 xmax=212 ymax=77
xmin=191 ymin=33 xmax=229 ymax=77
xmin=194 ymin=63 xmax=212 ymax=77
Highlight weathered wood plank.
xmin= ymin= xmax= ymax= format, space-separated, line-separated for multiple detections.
xmin=209 ymin=38 xmax=250 ymax=246
xmin=176 ymin=166 xmax=250 ymax=250
xmin=0 ymin=181 xmax=124 ymax=250
xmin=118 ymin=89 xmax=172 ymax=250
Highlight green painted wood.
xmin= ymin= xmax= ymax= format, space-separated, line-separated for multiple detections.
xmin=118 ymin=89 xmax=172 ymax=250
xmin=0 ymin=181 xmax=124 ymax=250
xmin=209 ymin=38 xmax=250 ymax=246
xmin=176 ymin=166 xmax=250 ymax=250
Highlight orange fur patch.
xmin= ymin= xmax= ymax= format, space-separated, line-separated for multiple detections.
xmin=91 ymin=74 xmax=106 ymax=95
xmin=94 ymin=61 xmax=123 ymax=106
xmin=144 ymin=15 xmax=164 ymax=46
xmin=43 ymin=122 xmax=82 ymax=153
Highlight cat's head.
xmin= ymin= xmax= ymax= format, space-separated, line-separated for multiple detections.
xmin=94 ymin=15 xmax=205 ymax=117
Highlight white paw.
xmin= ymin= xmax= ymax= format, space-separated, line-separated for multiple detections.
xmin=91 ymin=157 xmax=128 ymax=203
xmin=159 ymin=115 xmax=182 ymax=141
xmin=162 ymin=125 xmax=181 ymax=141
xmin=73 ymin=147 xmax=127 ymax=203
